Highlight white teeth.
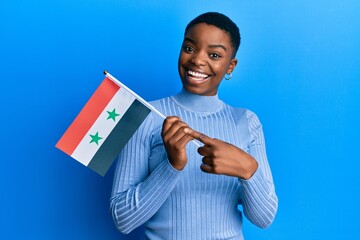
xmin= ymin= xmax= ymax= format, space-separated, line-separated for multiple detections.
xmin=188 ymin=70 xmax=208 ymax=78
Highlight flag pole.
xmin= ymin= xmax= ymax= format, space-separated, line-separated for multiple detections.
xmin=103 ymin=71 xmax=200 ymax=147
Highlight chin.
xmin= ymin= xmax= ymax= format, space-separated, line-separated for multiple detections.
xmin=182 ymin=84 xmax=199 ymax=94
xmin=183 ymin=85 xmax=216 ymax=96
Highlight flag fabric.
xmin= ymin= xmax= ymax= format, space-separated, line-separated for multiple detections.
xmin=56 ymin=76 xmax=151 ymax=176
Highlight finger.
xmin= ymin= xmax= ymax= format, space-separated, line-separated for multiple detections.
xmin=184 ymin=129 xmax=214 ymax=146
xmin=200 ymin=163 xmax=214 ymax=174
xmin=162 ymin=120 xmax=188 ymax=141
xmin=197 ymin=146 xmax=213 ymax=157
xmin=162 ymin=116 xmax=181 ymax=136
xmin=167 ymin=124 xmax=192 ymax=145
xmin=176 ymin=133 xmax=197 ymax=149
xmin=202 ymin=156 xmax=213 ymax=166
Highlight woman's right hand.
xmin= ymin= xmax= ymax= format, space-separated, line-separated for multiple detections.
xmin=161 ymin=116 xmax=194 ymax=171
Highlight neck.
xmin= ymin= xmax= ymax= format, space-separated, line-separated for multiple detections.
xmin=172 ymin=88 xmax=223 ymax=113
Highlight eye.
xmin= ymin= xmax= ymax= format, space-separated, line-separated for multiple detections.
xmin=209 ymin=53 xmax=221 ymax=59
xmin=183 ymin=45 xmax=194 ymax=53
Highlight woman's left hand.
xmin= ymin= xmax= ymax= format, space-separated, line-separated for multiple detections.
xmin=185 ymin=129 xmax=258 ymax=180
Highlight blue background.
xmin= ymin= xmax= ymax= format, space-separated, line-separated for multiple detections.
xmin=1 ymin=0 xmax=359 ymax=239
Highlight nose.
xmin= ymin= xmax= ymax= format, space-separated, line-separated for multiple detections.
xmin=191 ymin=51 xmax=207 ymax=66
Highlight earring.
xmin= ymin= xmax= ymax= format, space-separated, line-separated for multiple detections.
xmin=225 ymin=72 xmax=232 ymax=80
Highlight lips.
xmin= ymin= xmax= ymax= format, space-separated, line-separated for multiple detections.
xmin=186 ymin=69 xmax=210 ymax=83
xmin=188 ymin=70 xmax=209 ymax=78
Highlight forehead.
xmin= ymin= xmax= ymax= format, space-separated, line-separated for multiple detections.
xmin=184 ymin=23 xmax=232 ymax=47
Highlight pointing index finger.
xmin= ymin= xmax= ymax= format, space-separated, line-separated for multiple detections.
xmin=185 ymin=128 xmax=213 ymax=145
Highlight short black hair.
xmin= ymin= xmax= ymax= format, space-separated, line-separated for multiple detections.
xmin=185 ymin=12 xmax=241 ymax=57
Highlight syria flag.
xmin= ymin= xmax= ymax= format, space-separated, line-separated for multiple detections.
xmin=56 ymin=74 xmax=151 ymax=176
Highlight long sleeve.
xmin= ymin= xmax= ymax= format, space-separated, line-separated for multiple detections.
xmin=110 ymin=113 xmax=181 ymax=234
xmin=239 ymin=111 xmax=278 ymax=228
xmin=110 ymin=92 xmax=278 ymax=239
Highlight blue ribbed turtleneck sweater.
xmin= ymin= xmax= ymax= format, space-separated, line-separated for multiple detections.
xmin=111 ymin=89 xmax=278 ymax=240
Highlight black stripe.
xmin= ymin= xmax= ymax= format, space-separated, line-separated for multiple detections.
xmin=88 ymin=99 xmax=151 ymax=176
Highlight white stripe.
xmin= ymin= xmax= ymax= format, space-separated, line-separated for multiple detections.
xmin=71 ymin=87 xmax=135 ymax=166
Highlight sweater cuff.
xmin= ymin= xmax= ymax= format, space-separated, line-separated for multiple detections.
xmin=239 ymin=168 xmax=271 ymax=194
xmin=149 ymin=157 xmax=182 ymax=183
xmin=165 ymin=158 xmax=182 ymax=174
xmin=138 ymin=158 xmax=182 ymax=200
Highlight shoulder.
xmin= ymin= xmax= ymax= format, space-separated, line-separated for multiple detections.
xmin=244 ymin=109 xmax=261 ymax=125
xmin=134 ymin=96 xmax=172 ymax=134
xmin=149 ymin=96 xmax=173 ymax=110
xmin=149 ymin=95 xmax=183 ymax=117
xmin=223 ymin=103 xmax=260 ymax=123
xmin=146 ymin=96 xmax=174 ymax=127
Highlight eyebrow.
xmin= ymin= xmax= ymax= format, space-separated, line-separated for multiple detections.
xmin=184 ymin=37 xmax=227 ymax=52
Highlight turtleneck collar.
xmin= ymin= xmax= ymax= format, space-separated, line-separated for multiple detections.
xmin=171 ymin=88 xmax=224 ymax=113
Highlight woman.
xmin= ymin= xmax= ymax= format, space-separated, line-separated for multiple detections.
xmin=111 ymin=12 xmax=278 ymax=239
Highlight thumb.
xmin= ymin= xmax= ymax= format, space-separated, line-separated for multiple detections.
xmin=185 ymin=128 xmax=213 ymax=145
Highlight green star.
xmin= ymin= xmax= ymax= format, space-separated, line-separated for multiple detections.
xmin=89 ymin=132 xmax=103 ymax=145
xmin=107 ymin=108 xmax=120 ymax=121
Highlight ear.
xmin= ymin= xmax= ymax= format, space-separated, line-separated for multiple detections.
xmin=227 ymin=58 xmax=238 ymax=74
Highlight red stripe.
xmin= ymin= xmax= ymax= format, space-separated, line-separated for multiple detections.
xmin=56 ymin=77 xmax=120 ymax=155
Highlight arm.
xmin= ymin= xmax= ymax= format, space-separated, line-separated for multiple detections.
xmin=185 ymin=111 xmax=278 ymax=228
xmin=239 ymin=111 xmax=278 ymax=228
xmin=110 ymin=114 xmax=182 ymax=234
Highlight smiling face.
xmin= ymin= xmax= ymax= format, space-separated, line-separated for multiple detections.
xmin=178 ymin=23 xmax=238 ymax=96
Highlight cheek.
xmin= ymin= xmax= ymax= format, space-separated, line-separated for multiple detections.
xmin=178 ymin=54 xmax=187 ymax=76
xmin=178 ymin=54 xmax=184 ymax=69
xmin=178 ymin=52 xmax=188 ymax=65
xmin=212 ymin=62 xmax=229 ymax=74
